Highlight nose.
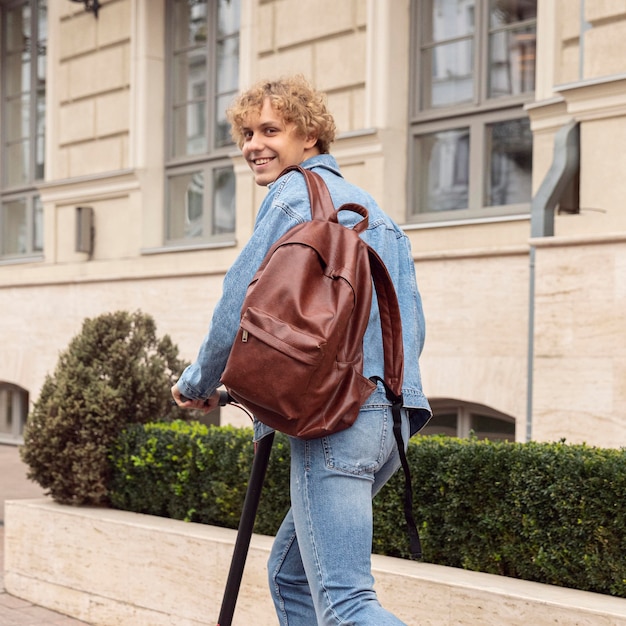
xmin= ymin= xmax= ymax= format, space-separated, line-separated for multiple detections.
xmin=244 ymin=131 xmax=264 ymax=154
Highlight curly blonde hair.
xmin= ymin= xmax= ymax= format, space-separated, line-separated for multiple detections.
xmin=226 ymin=75 xmax=336 ymax=154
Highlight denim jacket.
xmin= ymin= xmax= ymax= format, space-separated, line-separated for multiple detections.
xmin=177 ymin=154 xmax=431 ymax=439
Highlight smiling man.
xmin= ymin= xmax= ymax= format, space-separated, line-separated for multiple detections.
xmin=171 ymin=75 xmax=430 ymax=625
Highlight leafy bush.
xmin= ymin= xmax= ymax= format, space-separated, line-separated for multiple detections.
xmin=383 ymin=437 xmax=626 ymax=597
xmin=109 ymin=421 xmax=290 ymax=534
xmin=21 ymin=310 xmax=187 ymax=505
xmin=109 ymin=424 xmax=626 ymax=597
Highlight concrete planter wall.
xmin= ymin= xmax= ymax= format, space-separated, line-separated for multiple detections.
xmin=4 ymin=498 xmax=626 ymax=626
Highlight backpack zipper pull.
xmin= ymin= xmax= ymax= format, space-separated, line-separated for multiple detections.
xmin=242 ymin=330 xmax=248 ymax=342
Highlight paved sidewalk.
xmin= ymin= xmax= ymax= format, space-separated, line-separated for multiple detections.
xmin=0 ymin=444 xmax=92 ymax=625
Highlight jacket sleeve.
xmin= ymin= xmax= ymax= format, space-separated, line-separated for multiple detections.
xmin=176 ymin=185 xmax=306 ymax=400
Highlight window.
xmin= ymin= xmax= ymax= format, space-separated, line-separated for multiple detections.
xmin=165 ymin=0 xmax=239 ymax=246
xmin=0 ymin=382 xmax=29 ymax=443
xmin=420 ymin=399 xmax=516 ymax=442
xmin=0 ymin=0 xmax=46 ymax=260
xmin=409 ymin=0 xmax=536 ymax=221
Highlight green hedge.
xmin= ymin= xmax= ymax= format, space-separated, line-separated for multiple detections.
xmin=109 ymin=421 xmax=291 ymax=535
xmin=109 ymin=423 xmax=626 ymax=597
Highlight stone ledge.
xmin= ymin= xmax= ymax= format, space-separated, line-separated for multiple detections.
xmin=4 ymin=499 xmax=626 ymax=626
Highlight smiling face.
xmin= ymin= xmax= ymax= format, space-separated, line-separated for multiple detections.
xmin=240 ymin=98 xmax=320 ymax=186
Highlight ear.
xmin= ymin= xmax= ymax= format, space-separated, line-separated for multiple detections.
xmin=304 ymin=133 xmax=318 ymax=150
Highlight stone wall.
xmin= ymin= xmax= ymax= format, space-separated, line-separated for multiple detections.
xmin=5 ymin=499 xmax=626 ymax=626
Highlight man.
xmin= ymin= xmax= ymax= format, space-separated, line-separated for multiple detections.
xmin=172 ymin=75 xmax=430 ymax=625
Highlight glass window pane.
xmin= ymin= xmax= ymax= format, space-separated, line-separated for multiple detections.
xmin=422 ymin=40 xmax=474 ymax=109
xmin=37 ymin=3 xmax=47 ymax=83
xmin=6 ymin=4 xmax=31 ymax=52
xmin=415 ymin=128 xmax=469 ymax=213
xmin=471 ymin=414 xmax=515 ymax=441
xmin=214 ymin=93 xmax=235 ymax=148
xmin=171 ymin=49 xmax=207 ymax=157
xmin=172 ymin=50 xmax=207 ymax=106
xmin=422 ymin=0 xmax=475 ymax=43
xmin=172 ymin=102 xmax=207 ymax=157
xmin=36 ymin=92 xmax=45 ymax=180
xmin=212 ymin=166 xmax=235 ymax=234
xmin=420 ymin=413 xmax=458 ymax=437
xmin=490 ymin=0 xmax=537 ymax=28
xmin=216 ymin=36 xmax=239 ymax=94
xmin=1 ymin=198 xmax=28 ymax=255
xmin=167 ymin=171 xmax=204 ymax=240
xmin=489 ymin=27 xmax=536 ymax=97
xmin=33 ymin=196 xmax=43 ymax=252
xmin=173 ymin=0 xmax=208 ymax=48
xmin=4 ymin=51 xmax=31 ymax=98
xmin=5 ymin=96 xmax=30 ymax=142
xmin=486 ymin=118 xmax=532 ymax=206
xmin=218 ymin=0 xmax=240 ymax=37
xmin=0 ymin=389 xmax=13 ymax=434
xmin=5 ymin=141 xmax=30 ymax=187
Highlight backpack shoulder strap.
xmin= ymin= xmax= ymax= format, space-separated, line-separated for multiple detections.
xmin=278 ymin=165 xmax=335 ymax=221
xmin=368 ymin=249 xmax=423 ymax=560
xmin=367 ymin=247 xmax=404 ymax=395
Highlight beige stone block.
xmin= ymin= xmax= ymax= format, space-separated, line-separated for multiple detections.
xmin=96 ymin=89 xmax=130 ymax=137
xmin=256 ymin=2 xmax=275 ymax=54
xmin=327 ymin=87 xmax=367 ymax=134
xmin=615 ymin=358 xmax=626 ymax=411
xmin=54 ymin=146 xmax=71 ymax=180
xmin=585 ymin=22 xmax=626 ymax=78
xmin=355 ymin=0 xmax=367 ymax=27
xmin=275 ymin=0 xmax=355 ymax=49
xmin=351 ymin=85 xmax=366 ymax=129
xmin=535 ymin=246 xmax=623 ymax=354
xmin=557 ymin=41 xmax=580 ymax=84
xmin=54 ymin=205 xmax=89 ymax=264
xmin=315 ymin=32 xmax=367 ymax=92
xmin=56 ymin=61 xmax=71 ymax=104
xmin=59 ymin=12 xmax=97 ymax=60
xmin=90 ymin=196 xmax=142 ymax=260
xmin=417 ymin=254 xmax=529 ymax=424
xmin=585 ymin=0 xmax=626 ymax=22
xmin=531 ymin=242 xmax=626 ymax=446
xmin=68 ymin=136 xmax=127 ymax=177
xmin=257 ymin=47 xmax=314 ymax=81
xmin=580 ymin=119 xmax=626 ymax=231
xmin=326 ymin=91 xmax=352 ymax=134
xmin=557 ymin=0 xmax=582 ymax=42
xmin=68 ymin=44 xmax=130 ymax=100
xmin=59 ymin=100 xmax=96 ymax=145
xmin=98 ymin=0 xmax=132 ymax=47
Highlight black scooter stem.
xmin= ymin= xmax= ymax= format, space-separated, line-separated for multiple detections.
xmin=217 ymin=431 xmax=275 ymax=626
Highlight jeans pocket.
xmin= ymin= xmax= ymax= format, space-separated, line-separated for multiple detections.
xmin=321 ymin=406 xmax=391 ymax=477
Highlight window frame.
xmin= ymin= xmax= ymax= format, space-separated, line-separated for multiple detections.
xmin=421 ymin=398 xmax=516 ymax=441
xmin=0 ymin=382 xmax=29 ymax=444
xmin=0 ymin=0 xmax=46 ymax=262
xmin=163 ymin=0 xmax=239 ymax=249
xmin=408 ymin=0 xmax=536 ymax=223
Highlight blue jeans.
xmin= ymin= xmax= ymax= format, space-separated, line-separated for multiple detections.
xmin=268 ymin=405 xmax=410 ymax=625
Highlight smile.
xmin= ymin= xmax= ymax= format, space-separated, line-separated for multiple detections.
xmin=253 ymin=157 xmax=274 ymax=166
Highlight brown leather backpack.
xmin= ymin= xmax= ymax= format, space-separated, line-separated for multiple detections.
xmin=221 ymin=165 xmax=404 ymax=439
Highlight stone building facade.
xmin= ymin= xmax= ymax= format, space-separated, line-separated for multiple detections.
xmin=0 ymin=0 xmax=624 ymax=447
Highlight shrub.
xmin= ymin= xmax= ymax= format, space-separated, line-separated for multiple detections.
xmin=109 ymin=424 xmax=626 ymax=597
xmin=109 ymin=422 xmax=290 ymax=534
xmin=20 ymin=310 xmax=187 ymax=505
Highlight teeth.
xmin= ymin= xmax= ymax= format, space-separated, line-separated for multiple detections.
xmin=254 ymin=158 xmax=272 ymax=165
